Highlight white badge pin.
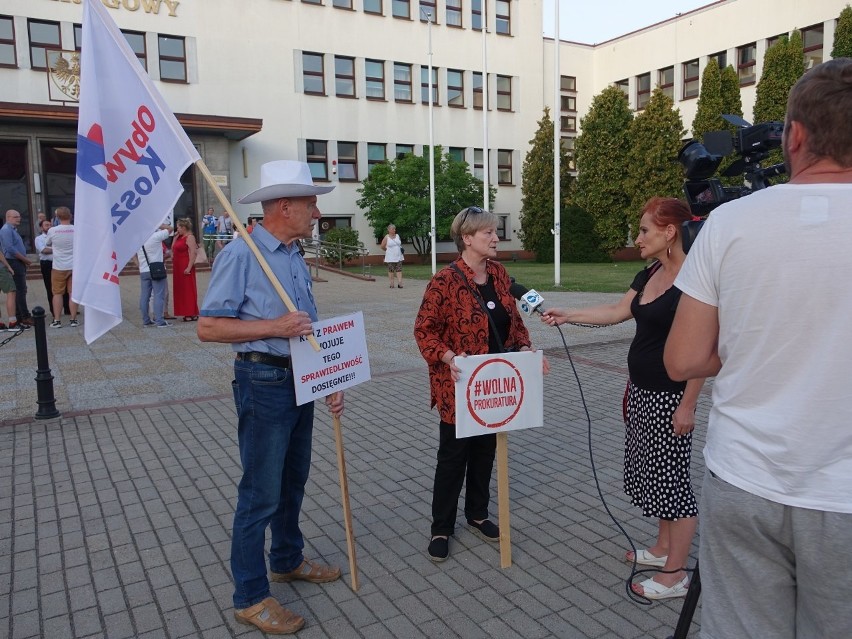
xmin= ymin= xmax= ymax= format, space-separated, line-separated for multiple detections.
xmin=486 ymin=301 xmax=496 ymax=310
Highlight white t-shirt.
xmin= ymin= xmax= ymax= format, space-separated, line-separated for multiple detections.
xmin=675 ymin=183 xmax=852 ymax=514
xmin=136 ymin=229 xmax=169 ymax=273
xmin=383 ymin=234 xmax=403 ymax=263
xmin=46 ymin=224 xmax=75 ymax=270
xmin=35 ymin=233 xmax=52 ymax=262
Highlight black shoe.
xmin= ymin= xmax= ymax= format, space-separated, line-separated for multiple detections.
xmin=467 ymin=519 xmax=500 ymax=543
xmin=428 ymin=536 xmax=449 ymax=562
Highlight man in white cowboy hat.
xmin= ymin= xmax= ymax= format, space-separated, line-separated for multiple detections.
xmin=198 ymin=160 xmax=345 ymax=634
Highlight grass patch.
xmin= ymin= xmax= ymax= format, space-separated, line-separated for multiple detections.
xmin=357 ymin=260 xmax=647 ymax=293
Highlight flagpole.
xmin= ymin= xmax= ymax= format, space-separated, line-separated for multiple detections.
xmin=194 ymin=159 xmax=321 ymax=352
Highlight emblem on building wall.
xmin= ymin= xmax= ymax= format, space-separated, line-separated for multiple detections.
xmin=47 ymin=50 xmax=81 ymax=103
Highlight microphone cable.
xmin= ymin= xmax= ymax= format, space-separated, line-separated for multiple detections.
xmin=548 ymin=320 xmax=696 ymax=606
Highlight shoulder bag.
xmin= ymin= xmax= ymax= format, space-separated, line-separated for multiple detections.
xmin=142 ymin=245 xmax=167 ymax=281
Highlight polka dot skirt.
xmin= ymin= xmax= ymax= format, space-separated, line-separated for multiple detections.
xmin=624 ymin=381 xmax=698 ymax=520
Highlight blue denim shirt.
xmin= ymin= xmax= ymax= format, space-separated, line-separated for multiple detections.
xmin=0 ymin=223 xmax=26 ymax=260
xmin=200 ymin=224 xmax=317 ymax=356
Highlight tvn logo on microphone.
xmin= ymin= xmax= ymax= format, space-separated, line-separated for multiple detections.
xmin=518 ymin=290 xmax=544 ymax=316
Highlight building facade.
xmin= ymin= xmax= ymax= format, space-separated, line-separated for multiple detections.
xmin=0 ymin=0 xmax=847 ymax=256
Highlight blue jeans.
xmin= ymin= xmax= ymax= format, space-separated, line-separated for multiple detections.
xmin=231 ymin=359 xmax=315 ymax=609
xmin=139 ymin=272 xmax=166 ymax=324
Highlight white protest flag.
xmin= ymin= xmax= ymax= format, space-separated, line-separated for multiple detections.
xmin=73 ymin=0 xmax=199 ymax=343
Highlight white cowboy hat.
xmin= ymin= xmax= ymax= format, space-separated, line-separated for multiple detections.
xmin=237 ymin=160 xmax=335 ymax=204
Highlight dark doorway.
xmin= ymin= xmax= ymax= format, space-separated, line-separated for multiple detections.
xmin=0 ymin=141 xmax=32 ymax=250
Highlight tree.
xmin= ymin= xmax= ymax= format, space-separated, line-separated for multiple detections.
xmin=718 ymin=64 xmax=744 ymax=185
xmin=753 ymin=31 xmax=803 ymax=167
xmin=571 ymin=86 xmax=634 ymax=255
xmin=518 ymin=107 xmax=576 ymax=262
xmin=691 ymin=57 xmax=724 ymax=139
xmin=625 ymin=87 xmax=685 ymax=237
xmin=356 ymin=147 xmax=493 ymax=258
xmin=831 ymin=5 xmax=852 ymax=58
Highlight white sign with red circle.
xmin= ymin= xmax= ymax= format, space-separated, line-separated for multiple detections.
xmin=454 ymin=351 xmax=544 ymax=438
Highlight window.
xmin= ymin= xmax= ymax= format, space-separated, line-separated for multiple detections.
xmin=737 ymin=43 xmax=756 ymax=85
xmin=561 ymin=95 xmax=576 ymax=112
xmin=636 ymin=72 xmax=651 ymax=109
xmin=802 ymin=24 xmax=824 ymax=70
xmin=335 ymin=56 xmax=356 ymax=97
xmin=158 ymin=34 xmax=186 ymax=82
xmin=421 ymin=66 xmax=438 ymax=104
xmin=659 ymin=66 xmax=674 ymax=100
xmin=710 ymin=50 xmax=727 ymax=69
xmin=364 ymin=0 xmax=383 ymax=14
xmin=74 ymin=23 xmax=82 ymax=51
xmin=303 ymin=52 xmax=325 ymax=95
xmin=367 ymin=143 xmax=386 ymax=174
xmin=472 ymin=0 xmax=483 ymax=31
xmin=497 ymin=215 xmax=508 ymax=240
xmin=123 ymin=30 xmax=147 ymax=71
xmin=447 ymin=69 xmax=464 ymax=107
xmin=560 ymin=75 xmax=576 ymax=92
xmin=766 ymin=34 xmax=785 ymax=50
xmin=473 ymin=148 xmax=484 ymax=181
xmin=0 ymin=15 xmax=16 ymax=67
xmin=683 ymin=59 xmax=699 ymax=99
xmin=307 ymin=140 xmax=328 ymax=180
xmin=448 ymin=147 xmax=465 ymax=163
xmin=496 ymin=75 xmax=511 ymax=111
xmin=395 ymin=144 xmax=414 ymax=159
xmin=393 ymin=0 xmax=410 ymax=19
xmin=303 ymin=0 xmax=322 ymax=4
xmin=560 ymin=115 xmax=576 ymax=132
xmin=333 ymin=0 xmax=353 ymax=7
xmin=366 ymin=59 xmax=385 ymax=100
xmin=473 ymin=71 xmax=484 ymax=109
xmin=561 ymin=136 xmax=575 ymax=151
xmin=394 ymin=62 xmax=412 ymax=102
xmin=420 ymin=0 xmax=436 ymax=22
xmin=497 ymin=150 xmax=512 ymax=184
xmin=28 ymin=19 xmax=61 ymax=70
xmin=337 ymin=142 xmax=358 ymax=181
xmin=446 ymin=0 xmax=462 ymax=27
xmin=614 ymin=78 xmax=628 ymax=96
xmin=495 ymin=0 xmax=510 ymax=35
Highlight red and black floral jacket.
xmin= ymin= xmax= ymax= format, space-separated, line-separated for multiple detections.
xmin=413 ymin=257 xmax=532 ymax=424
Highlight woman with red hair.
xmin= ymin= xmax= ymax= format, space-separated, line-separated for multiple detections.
xmin=542 ymin=197 xmax=704 ymax=601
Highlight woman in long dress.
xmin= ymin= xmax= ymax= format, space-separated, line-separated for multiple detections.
xmin=172 ymin=218 xmax=199 ymax=322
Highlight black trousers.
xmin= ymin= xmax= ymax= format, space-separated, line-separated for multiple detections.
xmin=10 ymin=258 xmax=29 ymax=320
xmin=40 ymin=261 xmax=70 ymax=316
xmin=431 ymin=420 xmax=496 ymax=537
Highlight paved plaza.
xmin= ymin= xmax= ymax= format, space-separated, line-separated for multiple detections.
xmin=1 ymin=268 xmax=709 ymax=638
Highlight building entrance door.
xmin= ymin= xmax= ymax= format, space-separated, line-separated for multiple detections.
xmin=41 ymin=141 xmax=77 ymax=219
xmin=0 ymin=141 xmax=33 ymax=250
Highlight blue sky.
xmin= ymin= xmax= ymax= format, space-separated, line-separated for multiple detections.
xmin=542 ymin=0 xmax=713 ymax=44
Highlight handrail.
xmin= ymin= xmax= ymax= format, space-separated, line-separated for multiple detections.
xmin=301 ymin=237 xmax=372 ymax=278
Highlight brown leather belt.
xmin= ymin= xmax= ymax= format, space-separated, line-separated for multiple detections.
xmin=235 ymin=351 xmax=291 ymax=369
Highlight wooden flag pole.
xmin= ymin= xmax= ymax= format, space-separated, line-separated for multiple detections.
xmin=194 ymin=158 xmax=320 ymax=351
xmin=496 ymin=432 xmax=512 ymax=568
xmin=334 ymin=414 xmax=359 ymax=591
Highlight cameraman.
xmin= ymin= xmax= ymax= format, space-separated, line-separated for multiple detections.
xmin=664 ymin=58 xmax=852 ymax=638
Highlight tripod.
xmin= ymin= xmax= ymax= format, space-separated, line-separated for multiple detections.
xmin=666 ymin=559 xmax=701 ymax=639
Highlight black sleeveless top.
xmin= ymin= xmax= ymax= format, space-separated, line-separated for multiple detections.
xmin=627 ymin=263 xmax=686 ymax=393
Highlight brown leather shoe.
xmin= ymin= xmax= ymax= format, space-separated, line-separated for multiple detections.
xmin=270 ymin=559 xmax=341 ymax=584
xmin=234 ymin=597 xmax=304 ymax=635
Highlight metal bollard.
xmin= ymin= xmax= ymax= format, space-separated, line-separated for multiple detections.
xmin=32 ymin=306 xmax=60 ymax=420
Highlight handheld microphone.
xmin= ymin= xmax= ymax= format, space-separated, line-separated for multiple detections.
xmin=510 ymin=282 xmax=545 ymax=316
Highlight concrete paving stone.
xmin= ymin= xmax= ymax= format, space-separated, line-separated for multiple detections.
xmin=65 ymin=564 xmax=93 ymax=589
xmin=13 ymin=568 xmax=37 ymax=591
xmin=154 ymin=583 xmax=186 ymax=613
xmin=190 ymin=601 xmax=225 ymax=631
xmin=73 ymin=606 xmax=105 ymax=636
xmin=102 ymin=611 xmax=135 ymax=639
xmin=68 ymin=583 xmax=98 ymax=613
xmin=39 ymin=613 xmax=74 ymax=639
xmin=11 ymin=586 xmax=38 ymax=615
xmin=92 ymin=567 xmax=121 ymax=593
xmin=130 ymin=602 xmax=163 ymax=634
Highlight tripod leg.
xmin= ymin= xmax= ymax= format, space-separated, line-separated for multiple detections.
xmin=667 ymin=560 xmax=701 ymax=639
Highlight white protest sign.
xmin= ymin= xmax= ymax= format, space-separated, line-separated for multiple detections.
xmin=290 ymin=312 xmax=371 ymax=406
xmin=454 ymin=351 xmax=544 ymax=438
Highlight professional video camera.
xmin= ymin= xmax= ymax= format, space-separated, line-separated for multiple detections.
xmin=677 ymin=115 xmax=786 ymax=251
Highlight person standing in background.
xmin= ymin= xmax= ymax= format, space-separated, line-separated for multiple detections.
xmin=45 ymin=207 xmax=79 ymax=328
xmin=1 ymin=210 xmax=33 ymax=327
xmin=202 ymin=207 xmax=217 ymax=261
xmin=172 ymin=218 xmax=199 ymax=322
xmin=380 ymin=224 xmax=404 ymax=289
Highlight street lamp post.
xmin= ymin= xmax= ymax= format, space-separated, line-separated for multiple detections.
xmin=425 ymin=10 xmax=437 ymax=275
xmin=554 ymin=0 xmax=561 ymax=285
